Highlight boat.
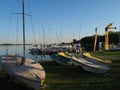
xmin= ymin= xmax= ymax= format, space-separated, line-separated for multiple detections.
xmin=29 ymin=45 xmax=42 ymax=55
xmin=71 ymin=55 xmax=110 ymax=74
xmin=50 ymin=52 xmax=72 ymax=66
xmin=0 ymin=55 xmax=46 ymax=89
xmin=0 ymin=0 xmax=46 ymax=89
xmin=83 ymin=52 xmax=112 ymax=64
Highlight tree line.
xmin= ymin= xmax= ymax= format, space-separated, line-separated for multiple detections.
xmin=73 ymin=31 xmax=120 ymax=51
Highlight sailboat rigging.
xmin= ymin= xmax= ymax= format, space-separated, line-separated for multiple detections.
xmin=0 ymin=0 xmax=46 ymax=89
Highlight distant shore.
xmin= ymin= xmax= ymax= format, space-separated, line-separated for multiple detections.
xmin=0 ymin=43 xmax=33 ymax=46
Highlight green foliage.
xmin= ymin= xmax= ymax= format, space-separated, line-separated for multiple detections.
xmin=80 ymin=31 xmax=120 ymax=51
xmin=80 ymin=36 xmax=96 ymax=51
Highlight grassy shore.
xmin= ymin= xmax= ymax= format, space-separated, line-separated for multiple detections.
xmin=0 ymin=51 xmax=120 ymax=90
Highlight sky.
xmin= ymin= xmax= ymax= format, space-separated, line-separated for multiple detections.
xmin=0 ymin=0 xmax=120 ymax=44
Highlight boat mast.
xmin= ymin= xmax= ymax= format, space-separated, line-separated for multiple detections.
xmin=21 ymin=0 xmax=25 ymax=64
xmin=93 ymin=27 xmax=97 ymax=52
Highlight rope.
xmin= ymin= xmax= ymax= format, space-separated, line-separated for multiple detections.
xmin=5 ymin=3 xmax=14 ymax=55
xmin=15 ymin=14 xmax=19 ymax=55
xmin=27 ymin=0 xmax=36 ymax=44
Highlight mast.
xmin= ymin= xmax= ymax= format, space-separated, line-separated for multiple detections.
xmin=42 ymin=24 xmax=45 ymax=48
xmin=93 ymin=28 xmax=97 ymax=52
xmin=79 ymin=24 xmax=81 ymax=44
xmin=21 ymin=0 xmax=25 ymax=64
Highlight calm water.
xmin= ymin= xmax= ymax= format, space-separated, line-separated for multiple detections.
xmin=0 ymin=45 xmax=51 ymax=61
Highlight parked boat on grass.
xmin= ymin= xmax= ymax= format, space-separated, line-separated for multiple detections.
xmin=50 ymin=52 xmax=72 ymax=66
xmin=71 ymin=55 xmax=110 ymax=74
xmin=83 ymin=52 xmax=112 ymax=64
xmin=50 ymin=51 xmax=110 ymax=74
xmin=0 ymin=55 xmax=46 ymax=89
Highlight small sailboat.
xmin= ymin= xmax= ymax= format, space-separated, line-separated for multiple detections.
xmin=50 ymin=52 xmax=72 ymax=65
xmin=71 ymin=55 xmax=110 ymax=74
xmin=0 ymin=0 xmax=46 ymax=89
xmin=83 ymin=52 xmax=112 ymax=64
xmin=0 ymin=55 xmax=46 ymax=89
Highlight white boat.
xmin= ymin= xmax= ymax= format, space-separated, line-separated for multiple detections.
xmin=0 ymin=55 xmax=45 ymax=89
xmin=0 ymin=0 xmax=46 ymax=89
xmin=29 ymin=45 xmax=42 ymax=55
xmin=71 ymin=55 xmax=110 ymax=74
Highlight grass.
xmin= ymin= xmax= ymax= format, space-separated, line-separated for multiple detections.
xmin=93 ymin=51 xmax=120 ymax=56
xmin=0 ymin=52 xmax=120 ymax=90
xmin=0 ymin=67 xmax=34 ymax=90
xmin=41 ymin=59 xmax=120 ymax=90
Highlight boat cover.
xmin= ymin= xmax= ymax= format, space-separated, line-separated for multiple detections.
xmin=0 ymin=55 xmax=45 ymax=81
xmin=58 ymin=52 xmax=72 ymax=58
xmin=83 ymin=52 xmax=112 ymax=63
xmin=72 ymin=56 xmax=109 ymax=70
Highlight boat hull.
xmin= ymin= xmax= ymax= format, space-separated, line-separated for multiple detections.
xmin=83 ymin=52 xmax=112 ymax=63
xmin=17 ymin=76 xmax=44 ymax=90
xmin=0 ymin=55 xmax=46 ymax=89
xmin=71 ymin=56 xmax=109 ymax=74
xmin=50 ymin=54 xmax=72 ymax=65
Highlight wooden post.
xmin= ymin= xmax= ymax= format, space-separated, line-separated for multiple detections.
xmin=93 ymin=28 xmax=97 ymax=52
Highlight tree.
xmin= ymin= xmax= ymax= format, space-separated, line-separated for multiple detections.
xmin=80 ymin=31 xmax=120 ymax=51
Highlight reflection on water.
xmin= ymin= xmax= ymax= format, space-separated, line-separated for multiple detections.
xmin=0 ymin=45 xmax=52 ymax=61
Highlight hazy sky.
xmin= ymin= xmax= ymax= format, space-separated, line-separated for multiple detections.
xmin=0 ymin=0 xmax=120 ymax=44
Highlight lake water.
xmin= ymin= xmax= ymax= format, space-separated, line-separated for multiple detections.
xmin=0 ymin=45 xmax=52 ymax=61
